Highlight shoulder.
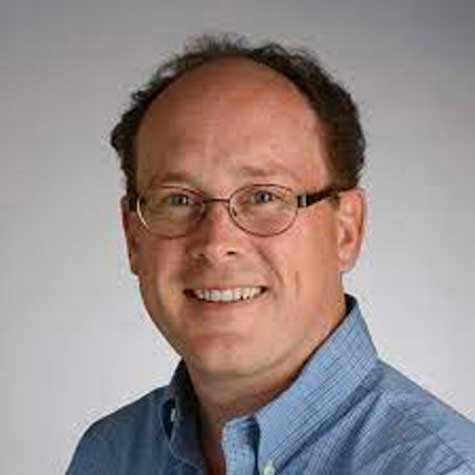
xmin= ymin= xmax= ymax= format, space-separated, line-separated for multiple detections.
xmin=352 ymin=360 xmax=475 ymax=474
xmin=67 ymin=385 xmax=174 ymax=474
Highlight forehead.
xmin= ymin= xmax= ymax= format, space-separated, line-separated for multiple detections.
xmin=136 ymin=58 xmax=329 ymax=191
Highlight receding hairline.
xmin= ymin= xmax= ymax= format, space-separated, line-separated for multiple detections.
xmin=135 ymin=56 xmax=330 ymax=190
xmin=144 ymin=56 xmax=320 ymax=122
xmin=137 ymin=56 xmax=325 ymax=157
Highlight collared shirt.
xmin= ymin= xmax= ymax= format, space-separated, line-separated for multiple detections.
xmin=67 ymin=296 xmax=475 ymax=474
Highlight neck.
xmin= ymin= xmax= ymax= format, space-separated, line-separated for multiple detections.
xmin=194 ymin=359 xmax=307 ymax=475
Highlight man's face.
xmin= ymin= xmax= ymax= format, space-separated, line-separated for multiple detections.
xmin=124 ymin=59 xmax=364 ymax=383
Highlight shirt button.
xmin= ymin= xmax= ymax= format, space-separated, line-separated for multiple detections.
xmin=262 ymin=460 xmax=276 ymax=475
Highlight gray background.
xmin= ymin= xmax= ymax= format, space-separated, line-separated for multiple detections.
xmin=1 ymin=0 xmax=474 ymax=473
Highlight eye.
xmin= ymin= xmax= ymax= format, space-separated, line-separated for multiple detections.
xmin=145 ymin=190 xmax=199 ymax=214
xmin=164 ymin=193 xmax=195 ymax=207
xmin=251 ymin=189 xmax=278 ymax=204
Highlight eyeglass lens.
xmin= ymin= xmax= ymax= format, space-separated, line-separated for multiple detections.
xmin=138 ymin=185 xmax=297 ymax=237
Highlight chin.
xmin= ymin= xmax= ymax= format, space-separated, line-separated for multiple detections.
xmin=184 ymin=336 xmax=262 ymax=378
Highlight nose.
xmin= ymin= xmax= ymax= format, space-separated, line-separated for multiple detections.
xmin=186 ymin=200 xmax=244 ymax=264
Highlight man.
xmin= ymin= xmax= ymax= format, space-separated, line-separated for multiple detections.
xmin=67 ymin=36 xmax=475 ymax=474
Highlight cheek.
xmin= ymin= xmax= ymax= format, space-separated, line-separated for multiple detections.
xmin=134 ymin=231 xmax=157 ymax=277
xmin=136 ymin=232 xmax=177 ymax=274
xmin=136 ymin=239 xmax=189 ymax=343
xmin=136 ymin=236 xmax=183 ymax=301
xmin=286 ymin=220 xmax=340 ymax=294
xmin=258 ymin=231 xmax=315 ymax=301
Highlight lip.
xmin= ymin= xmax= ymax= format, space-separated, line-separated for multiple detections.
xmin=183 ymin=285 xmax=267 ymax=291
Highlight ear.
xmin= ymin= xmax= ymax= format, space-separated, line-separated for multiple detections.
xmin=335 ymin=188 xmax=367 ymax=273
xmin=121 ymin=196 xmax=140 ymax=275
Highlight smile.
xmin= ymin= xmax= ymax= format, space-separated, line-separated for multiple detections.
xmin=185 ymin=286 xmax=267 ymax=303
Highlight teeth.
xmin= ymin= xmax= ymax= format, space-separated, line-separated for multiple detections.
xmin=194 ymin=289 xmax=205 ymax=300
xmin=190 ymin=287 xmax=264 ymax=303
xmin=221 ymin=289 xmax=234 ymax=302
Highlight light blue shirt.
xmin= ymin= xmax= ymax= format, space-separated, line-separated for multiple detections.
xmin=67 ymin=295 xmax=475 ymax=474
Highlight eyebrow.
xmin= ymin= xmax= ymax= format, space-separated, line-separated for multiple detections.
xmin=149 ymin=163 xmax=301 ymax=189
xmin=234 ymin=164 xmax=300 ymax=181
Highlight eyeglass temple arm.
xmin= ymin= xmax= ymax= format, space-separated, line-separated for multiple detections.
xmin=128 ymin=194 xmax=138 ymax=211
xmin=297 ymin=187 xmax=341 ymax=208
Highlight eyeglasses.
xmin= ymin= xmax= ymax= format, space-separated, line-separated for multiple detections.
xmin=130 ymin=183 xmax=345 ymax=238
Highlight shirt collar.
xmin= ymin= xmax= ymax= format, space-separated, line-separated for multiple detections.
xmin=255 ymin=294 xmax=378 ymax=467
xmin=160 ymin=360 xmax=205 ymax=470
